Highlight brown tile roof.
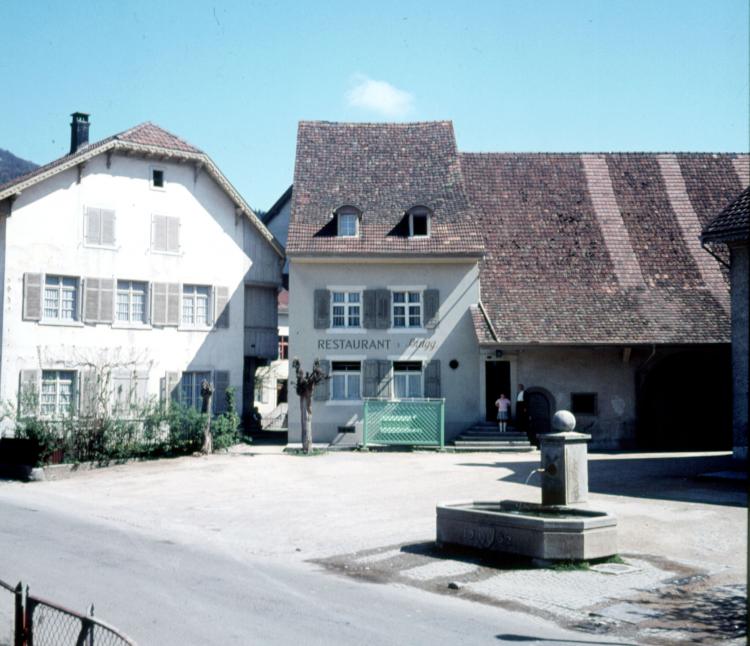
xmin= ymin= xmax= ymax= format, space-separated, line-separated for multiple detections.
xmin=702 ymin=187 xmax=750 ymax=244
xmin=461 ymin=152 xmax=747 ymax=344
xmin=287 ymin=121 xmax=484 ymax=257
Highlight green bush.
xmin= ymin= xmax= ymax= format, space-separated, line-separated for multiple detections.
xmin=212 ymin=387 xmax=241 ymax=450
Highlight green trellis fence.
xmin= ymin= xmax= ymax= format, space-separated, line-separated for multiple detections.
xmin=362 ymin=398 xmax=445 ymax=448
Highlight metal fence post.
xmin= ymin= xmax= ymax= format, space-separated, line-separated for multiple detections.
xmin=13 ymin=582 xmax=24 ymax=646
xmin=362 ymin=400 xmax=368 ymax=448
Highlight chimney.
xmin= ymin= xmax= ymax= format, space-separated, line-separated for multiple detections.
xmin=69 ymin=112 xmax=90 ymax=154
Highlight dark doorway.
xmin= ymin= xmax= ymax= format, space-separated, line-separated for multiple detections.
xmin=277 ymin=379 xmax=288 ymax=404
xmin=526 ymin=390 xmax=552 ymax=438
xmin=485 ymin=361 xmax=511 ymax=421
xmin=639 ymin=348 xmax=731 ymax=450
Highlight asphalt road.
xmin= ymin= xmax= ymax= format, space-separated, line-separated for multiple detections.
xmin=0 ymin=499 xmax=616 ymax=646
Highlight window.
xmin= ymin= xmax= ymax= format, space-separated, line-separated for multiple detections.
xmin=392 ymin=291 xmax=421 ymax=328
xmin=278 ymin=335 xmax=289 ymax=360
xmin=331 ymin=361 xmax=361 ymax=401
xmin=331 ymin=291 xmax=361 ymax=328
xmin=151 ymin=214 xmax=180 ymax=253
xmin=181 ymin=371 xmax=211 ymax=410
xmin=151 ymin=168 xmax=165 ymax=189
xmin=182 ymin=285 xmax=211 ymax=326
xmin=571 ymin=393 xmax=598 ymax=416
xmin=41 ymin=370 xmax=76 ymax=417
xmin=116 ymin=281 xmax=147 ymax=324
xmin=84 ymin=207 xmax=116 ymax=247
xmin=254 ymin=379 xmax=267 ymax=404
xmin=408 ymin=207 xmax=430 ymax=237
xmin=393 ymin=362 xmax=422 ymax=399
xmin=43 ymin=275 xmax=78 ymax=321
xmin=336 ymin=207 xmax=359 ymax=237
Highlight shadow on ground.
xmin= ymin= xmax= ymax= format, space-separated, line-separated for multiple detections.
xmin=457 ymin=453 xmax=747 ymax=507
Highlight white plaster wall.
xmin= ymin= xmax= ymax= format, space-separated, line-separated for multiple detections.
xmin=288 ymin=260 xmax=481 ymax=444
xmin=1 ymin=153 xmax=251 ymax=413
xmin=498 ymin=345 xmax=643 ymax=449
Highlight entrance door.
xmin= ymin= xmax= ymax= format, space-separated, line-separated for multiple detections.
xmin=527 ymin=390 xmax=551 ymax=438
xmin=485 ymin=361 xmax=511 ymax=421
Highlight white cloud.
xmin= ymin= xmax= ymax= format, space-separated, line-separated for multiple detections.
xmin=346 ymin=75 xmax=415 ymax=118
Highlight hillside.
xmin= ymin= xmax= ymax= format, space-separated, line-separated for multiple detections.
xmin=0 ymin=148 xmax=38 ymax=184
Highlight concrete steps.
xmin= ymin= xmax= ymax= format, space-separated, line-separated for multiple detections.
xmin=453 ymin=422 xmax=534 ymax=452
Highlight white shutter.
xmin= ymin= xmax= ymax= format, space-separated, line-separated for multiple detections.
xmin=83 ymin=278 xmax=100 ymax=323
xmin=84 ymin=207 xmax=101 ymax=245
xmin=100 ymin=209 xmax=116 ymax=246
xmin=22 ymin=273 xmax=43 ymax=321
xmin=214 ymin=286 xmax=230 ymax=329
xmin=152 ymin=283 xmax=168 ymax=325
xmin=166 ymin=217 xmax=180 ymax=253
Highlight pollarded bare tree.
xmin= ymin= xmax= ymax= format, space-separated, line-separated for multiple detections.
xmin=292 ymin=358 xmax=327 ymax=454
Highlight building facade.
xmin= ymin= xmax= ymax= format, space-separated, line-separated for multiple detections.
xmin=0 ymin=114 xmax=283 ymax=424
xmin=285 ymin=120 xmax=749 ymax=450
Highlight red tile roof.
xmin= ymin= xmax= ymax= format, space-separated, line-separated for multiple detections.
xmin=287 ymin=121 xmax=484 ymax=257
xmin=461 ymin=152 xmax=747 ymax=344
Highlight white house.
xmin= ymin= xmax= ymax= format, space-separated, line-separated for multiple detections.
xmin=0 ymin=113 xmax=283 ymax=424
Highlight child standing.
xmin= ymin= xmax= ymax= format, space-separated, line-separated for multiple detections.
xmin=495 ymin=393 xmax=511 ymax=433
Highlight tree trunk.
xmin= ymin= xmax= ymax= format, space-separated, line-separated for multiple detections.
xmin=300 ymin=393 xmax=313 ymax=454
xmin=202 ymin=395 xmax=213 ymax=454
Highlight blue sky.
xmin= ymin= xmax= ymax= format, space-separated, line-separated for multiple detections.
xmin=1 ymin=0 xmax=747 ymax=210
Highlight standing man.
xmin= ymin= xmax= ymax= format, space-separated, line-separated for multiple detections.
xmin=516 ymin=384 xmax=527 ymax=434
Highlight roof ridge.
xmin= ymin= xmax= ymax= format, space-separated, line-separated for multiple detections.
xmin=298 ymin=120 xmax=453 ymax=127
xmin=460 ymin=151 xmax=749 ymax=156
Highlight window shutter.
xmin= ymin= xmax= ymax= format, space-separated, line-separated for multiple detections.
xmin=377 ymin=360 xmax=392 ymax=398
xmin=22 ymin=273 xmax=43 ymax=321
xmin=363 ymin=360 xmax=379 ymax=397
xmin=167 ymin=217 xmax=180 ymax=253
xmin=79 ymin=368 xmax=99 ymax=416
xmin=161 ymin=372 xmax=181 ymax=407
xmin=213 ymin=371 xmax=230 ymax=415
xmin=152 ymin=283 xmax=168 ymax=325
xmin=423 ymin=289 xmax=440 ymax=329
xmin=166 ymin=283 xmax=180 ymax=325
xmin=135 ymin=371 xmax=149 ymax=404
xmin=18 ymin=370 xmax=40 ymax=416
xmin=363 ymin=290 xmax=377 ymax=329
xmin=99 ymin=279 xmax=114 ymax=323
xmin=424 ymin=360 xmax=441 ymax=398
xmin=84 ymin=207 xmax=101 ymax=245
xmin=83 ymin=278 xmax=100 ymax=323
xmin=313 ymin=289 xmax=330 ymax=329
xmin=313 ymin=360 xmax=330 ymax=400
xmin=214 ymin=286 xmax=230 ymax=329
xmin=152 ymin=215 xmax=166 ymax=251
xmin=375 ymin=289 xmax=390 ymax=329
xmin=100 ymin=209 xmax=116 ymax=246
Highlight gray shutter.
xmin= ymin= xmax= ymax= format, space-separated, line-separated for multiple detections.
xmin=375 ymin=289 xmax=390 ymax=329
xmin=167 ymin=217 xmax=180 ymax=253
xmin=152 ymin=283 xmax=167 ymax=325
xmin=100 ymin=209 xmax=116 ymax=246
xmin=423 ymin=289 xmax=439 ymax=329
xmin=313 ymin=360 xmax=330 ymax=400
xmin=215 ymin=286 xmax=230 ymax=329
xmin=363 ymin=290 xmax=377 ymax=329
xmin=18 ymin=370 xmax=40 ymax=416
xmin=166 ymin=283 xmax=180 ymax=325
xmin=83 ymin=278 xmax=100 ymax=323
xmin=363 ymin=360 xmax=379 ymax=397
xmin=84 ymin=207 xmax=101 ymax=245
xmin=313 ymin=289 xmax=330 ymax=329
xmin=79 ymin=369 xmax=99 ymax=416
xmin=213 ymin=371 xmax=230 ymax=415
xmin=22 ymin=273 xmax=43 ymax=321
xmin=377 ymin=360 xmax=392 ymax=398
xmin=161 ymin=372 xmax=181 ymax=407
xmin=99 ymin=279 xmax=114 ymax=323
xmin=424 ymin=360 xmax=441 ymax=398
xmin=135 ymin=371 xmax=149 ymax=404
xmin=152 ymin=215 xmax=165 ymax=251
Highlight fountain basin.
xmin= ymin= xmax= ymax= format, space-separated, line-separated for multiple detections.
xmin=436 ymin=500 xmax=617 ymax=561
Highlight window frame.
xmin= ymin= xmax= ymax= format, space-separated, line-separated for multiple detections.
xmin=407 ymin=206 xmax=431 ymax=238
xmin=180 ymin=371 xmax=212 ymax=410
xmin=336 ymin=206 xmax=360 ymax=238
xmin=391 ymin=290 xmax=422 ymax=329
xmin=40 ymin=370 xmax=77 ymax=418
xmin=329 ymin=361 xmax=362 ymax=402
xmin=278 ymin=335 xmax=289 ymax=360
xmin=42 ymin=275 xmax=79 ymax=323
xmin=181 ymin=284 xmax=212 ymax=328
xmin=330 ymin=290 xmax=362 ymax=329
xmin=150 ymin=166 xmax=166 ymax=190
xmin=115 ymin=280 xmax=148 ymax=325
xmin=392 ymin=361 xmax=423 ymax=400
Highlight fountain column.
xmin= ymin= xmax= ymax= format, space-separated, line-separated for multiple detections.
xmin=540 ymin=430 xmax=591 ymax=506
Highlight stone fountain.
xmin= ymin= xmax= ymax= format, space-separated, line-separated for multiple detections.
xmin=436 ymin=411 xmax=617 ymax=561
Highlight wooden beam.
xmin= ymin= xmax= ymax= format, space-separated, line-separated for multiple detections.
xmin=0 ymin=194 xmax=18 ymax=217
xmin=77 ymin=162 xmax=86 ymax=184
xmin=106 ymin=150 xmax=113 ymax=169
xmin=622 ymin=347 xmax=632 ymax=364
xmin=193 ymin=161 xmax=203 ymax=184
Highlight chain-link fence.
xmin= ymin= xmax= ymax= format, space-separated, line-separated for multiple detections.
xmin=0 ymin=578 xmax=136 ymax=646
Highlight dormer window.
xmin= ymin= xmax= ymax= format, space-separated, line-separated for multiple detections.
xmin=408 ymin=206 xmax=431 ymax=237
xmin=336 ymin=206 xmax=360 ymax=237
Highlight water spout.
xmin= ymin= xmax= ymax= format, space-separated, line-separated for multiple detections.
xmin=524 ymin=467 xmax=544 ymax=485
